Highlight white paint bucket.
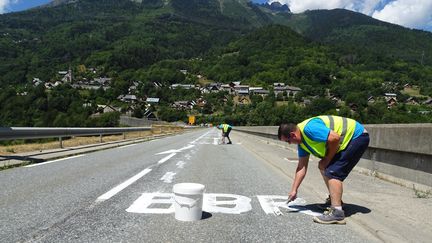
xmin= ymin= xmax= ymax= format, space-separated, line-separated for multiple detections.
xmin=173 ymin=183 xmax=205 ymax=221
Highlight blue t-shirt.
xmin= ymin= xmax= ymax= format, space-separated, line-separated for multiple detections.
xmin=298 ymin=118 xmax=364 ymax=157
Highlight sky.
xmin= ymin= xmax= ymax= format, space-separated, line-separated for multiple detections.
xmin=0 ymin=0 xmax=431 ymax=31
xmin=258 ymin=0 xmax=432 ymax=32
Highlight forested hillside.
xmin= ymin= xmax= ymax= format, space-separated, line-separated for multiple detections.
xmin=1 ymin=0 xmax=432 ymax=128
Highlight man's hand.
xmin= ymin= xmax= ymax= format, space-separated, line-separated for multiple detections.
xmin=288 ymin=191 xmax=297 ymax=202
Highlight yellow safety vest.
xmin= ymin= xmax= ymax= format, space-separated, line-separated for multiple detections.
xmin=222 ymin=124 xmax=230 ymax=132
xmin=297 ymin=115 xmax=356 ymax=158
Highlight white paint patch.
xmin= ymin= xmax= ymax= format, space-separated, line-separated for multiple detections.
xmin=126 ymin=193 xmax=174 ymax=214
xmin=176 ymin=161 xmax=186 ymax=169
xmin=158 ymin=153 xmax=176 ymax=164
xmin=284 ymin=158 xmax=298 ymax=163
xmin=257 ymin=195 xmax=322 ymax=217
xmin=156 ymin=149 xmax=178 ymax=155
xmin=25 ymin=155 xmax=84 ymax=168
xmin=155 ymin=144 xmax=195 ymax=155
xmin=160 ymin=172 xmax=176 ymax=183
xmin=203 ymin=194 xmax=252 ymax=214
xmin=96 ymin=168 xmax=152 ymax=202
xmin=184 ymin=154 xmax=191 ymax=160
xmin=126 ymin=193 xmax=252 ymax=215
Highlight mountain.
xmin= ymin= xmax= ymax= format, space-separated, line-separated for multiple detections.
xmin=1 ymin=0 xmax=432 ymax=127
xmin=272 ymin=9 xmax=432 ymax=64
xmin=0 ymin=0 xmax=432 ymax=86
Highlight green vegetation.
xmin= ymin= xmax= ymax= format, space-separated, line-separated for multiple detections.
xmin=0 ymin=0 xmax=432 ymax=127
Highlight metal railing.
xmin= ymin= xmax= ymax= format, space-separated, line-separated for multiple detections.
xmin=0 ymin=127 xmax=152 ymax=141
xmin=0 ymin=127 xmax=153 ymax=148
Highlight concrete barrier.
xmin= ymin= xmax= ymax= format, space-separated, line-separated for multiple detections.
xmin=234 ymin=124 xmax=432 ymax=191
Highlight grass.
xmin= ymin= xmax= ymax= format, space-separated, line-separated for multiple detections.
xmin=0 ymin=127 xmax=182 ymax=156
xmin=401 ymin=87 xmax=427 ymax=98
xmin=413 ymin=184 xmax=431 ymax=198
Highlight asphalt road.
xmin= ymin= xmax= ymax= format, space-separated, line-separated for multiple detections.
xmin=1 ymin=129 xmax=372 ymax=242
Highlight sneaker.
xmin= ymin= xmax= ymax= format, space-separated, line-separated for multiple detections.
xmin=227 ymin=142 xmax=232 ymax=144
xmin=317 ymin=195 xmax=344 ymax=210
xmin=313 ymin=207 xmax=346 ymax=225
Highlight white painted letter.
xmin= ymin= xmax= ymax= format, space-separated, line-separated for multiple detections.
xmin=203 ymin=193 xmax=252 ymax=214
xmin=126 ymin=193 xmax=174 ymax=214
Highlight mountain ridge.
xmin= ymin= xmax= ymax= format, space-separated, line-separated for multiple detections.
xmin=1 ymin=0 xmax=432 ymax=86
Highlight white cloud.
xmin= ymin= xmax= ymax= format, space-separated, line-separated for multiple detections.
xmin=268 ymin=0 xmax=432 ymax=31
xmin=372 ymin=0 xmax=432 ymax=30
xmin=0 ymin=0 xmax=19 ymax=14
xmin=0 ymin=0 xmax=10 ymax=14
xmin=269 ymin=0 xmax=354 ymax=13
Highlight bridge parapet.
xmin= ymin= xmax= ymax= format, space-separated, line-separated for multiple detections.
xmin=235 ymin=124 xmax=432 ymax=191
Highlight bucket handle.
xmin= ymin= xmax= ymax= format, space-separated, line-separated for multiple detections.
xmin=172 ymin=194 xmax=202 ymax=209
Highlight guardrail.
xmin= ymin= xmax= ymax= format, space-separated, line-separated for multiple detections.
xmin=0 ymin=127 xmax=152 ymax=141
xmin=0 ymin=127 xmax=153 ymax=148
xmin=234 ymin=124 xmax=432 ymax=191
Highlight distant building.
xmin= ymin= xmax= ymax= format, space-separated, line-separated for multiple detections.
xmin=170 ymin=84 xmax=196 ymax=89
xmin=32 ymin=78 xmax=43 ymax=86
xmin=117 ymin=94 xmax=138 ymax=103
xmin=144 ymin=109 xmax=158 ymax=120
xmin=423 ymin=98 xmax=432 ymax=106
xmin=146 ymin=98 xmax=160 ymax=104
xmin=251 ymin=89 xmax=270 ymax=97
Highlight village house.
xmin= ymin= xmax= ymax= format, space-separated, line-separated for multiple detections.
xmin=251 ymin=89 xmax=270 ymax=97
xmin=144 ymin=108 xmax=158 ymax=120
xmin=405 ymin=97 xmax=419 ymax=105
xmin=146 ymin=97 xmax=160 ymax=104
xmin=170 ymin=84 xmax=196 ymax=89
xmin=117 ymin=94 xmax=138 ymax=103
xmin=234 ymin=85 xmax=249 ymax=96
xmin=272 ymin=83 xmax=301 ymax=97
xmin=423 ymin=98 xmax=432 ymax=106
xmin=172 ymin=101 xmax=194 ymax=110
xmin=207 ymin=83 xmax=222 ymax=93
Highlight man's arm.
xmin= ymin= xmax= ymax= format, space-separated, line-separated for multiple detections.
xmin=288 ymin=155 xmax=309 ymax=201
xmin=318 ymin=130 xmax=340 ymax=170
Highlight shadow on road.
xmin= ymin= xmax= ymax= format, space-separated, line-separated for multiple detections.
xmin=202 ymin=211 xmax=213 ymax=220
xmin=343 ymin=203 xmax=372 ymax=217
xmin=286 ymin=203 xmax=371 ymax=218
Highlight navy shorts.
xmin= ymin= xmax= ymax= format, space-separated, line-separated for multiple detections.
xmin=325 ymin=133 xmax=370 ymax=181
xmin=223 ymin=127 xmax=232 ymax=137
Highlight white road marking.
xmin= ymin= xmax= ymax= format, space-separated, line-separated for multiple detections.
xmin=176 ymin=161 xmax=186 ymax=169
xmin=190 ymin=131 xmax=212 ymax=144
xmin=158 ymin=153 xmax=176 ymax=164
xmin=118 ymin=144 xmax=138 ymax=149
xmin=213 ymin=138 xmax=219 ymax=145
xmin=25 ymin=155 xmax=84 ymax=168
xmin=257 ymin=195 xmax=322 ymax=217
xmin=96 ymin=168 xmax=152 ymax=202
xmin=127 ymin=193 xmax=252 ymax=215
xmin=160 ymin=172 xmax=176 ymax=183
xmin=284 ymin=158 xmax=298 ymax=163
xmin=156 ymin=149 xmax=178 ymax=155
xmin=156 ymin=144 xmax=195 ymax=155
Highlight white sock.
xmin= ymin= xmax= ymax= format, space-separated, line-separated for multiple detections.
xmin=334 ymin=206 xmax=342 ymax=210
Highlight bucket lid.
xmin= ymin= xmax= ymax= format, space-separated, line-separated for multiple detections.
xmin=173 ymin=183 xmax=205 ymax=195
